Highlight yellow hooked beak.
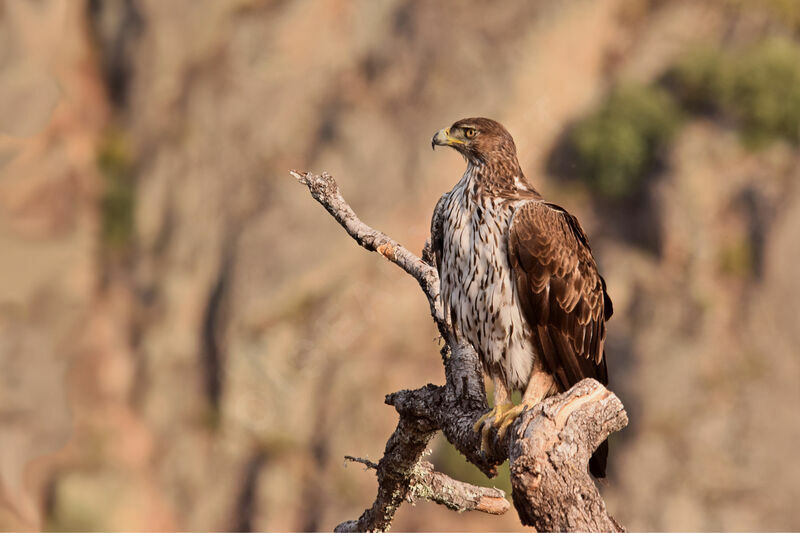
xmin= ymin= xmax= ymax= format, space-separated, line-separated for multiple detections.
xmin=431 ymin=127 xmax=465 ymax=150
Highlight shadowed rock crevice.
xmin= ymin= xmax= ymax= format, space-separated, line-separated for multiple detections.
xmin=201 ymin=239 xmax=236 ymax=413
xmin=231 ymin=451 xmax=268 ymax=533
xmin=87 ymin=0 xmax=143 ymax=109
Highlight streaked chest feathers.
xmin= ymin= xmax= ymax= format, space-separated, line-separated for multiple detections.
xmin=439 ymin=168 xmax=535 ymax=390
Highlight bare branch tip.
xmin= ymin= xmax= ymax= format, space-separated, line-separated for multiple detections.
xmin=344 ymin=455 xmax=379 ymax=470
xmin=289 ymin=169 xmax=308 ymax=183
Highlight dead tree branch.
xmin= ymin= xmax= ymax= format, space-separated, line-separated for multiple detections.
xmin=292 ymin=170 xmax=628 ymax=532
xmin=344 ymin=456 xmax=380 ymax=470
xmin=344 ymin=456 xmax=510 ymax=516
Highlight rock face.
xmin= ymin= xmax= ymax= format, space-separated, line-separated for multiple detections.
xmin=1 ymin=0 xmax=799 ymax=530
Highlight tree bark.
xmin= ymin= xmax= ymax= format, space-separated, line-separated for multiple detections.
xmin=292 ymin=170 xmax=628 ymax=532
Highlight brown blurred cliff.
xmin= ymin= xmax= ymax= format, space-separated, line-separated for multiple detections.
xmin=1 ymin=0 xmax=799 ymax=530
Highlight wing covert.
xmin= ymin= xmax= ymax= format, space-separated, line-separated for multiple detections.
xmin=508 ymin=200 xmax=611 ymax=391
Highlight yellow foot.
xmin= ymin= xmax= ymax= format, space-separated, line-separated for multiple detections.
xmin=495 ymin=399 xmax=538 ymax=441
xmin=473 ymin=402 xmax=513 ymax=454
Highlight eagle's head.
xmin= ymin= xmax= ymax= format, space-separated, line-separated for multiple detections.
xmin=432 ymin=117 xmax=518 ymax=165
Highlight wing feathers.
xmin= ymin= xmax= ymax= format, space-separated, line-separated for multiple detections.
xmin=508 ymin=201 xmax=611 ymax=390
xmin=509 ymin=200 xmax=612 ymax=479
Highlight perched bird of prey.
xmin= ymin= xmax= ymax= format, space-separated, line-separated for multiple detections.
xmin=431 ymin=118 xmax=613 ymax=477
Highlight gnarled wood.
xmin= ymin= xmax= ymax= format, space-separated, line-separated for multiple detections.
xmin=509 ymin=379 xmax=626 ymax=531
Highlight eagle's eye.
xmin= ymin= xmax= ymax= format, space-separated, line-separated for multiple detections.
xmin=464 ymin=127 xmax=477 ymax=139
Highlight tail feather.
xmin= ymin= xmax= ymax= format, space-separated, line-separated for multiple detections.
xmin=590 ymin=438 xmax=608 ymax=478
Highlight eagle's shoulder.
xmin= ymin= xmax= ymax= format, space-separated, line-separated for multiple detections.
xmin=508 ymin=200 xmax=587 ymax=253
xmin=507 ymin=200 xmax=590 ymax=282
xmin=509 ymin=200 xmax=612 ymax=320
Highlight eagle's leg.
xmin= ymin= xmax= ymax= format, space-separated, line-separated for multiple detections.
xmin=473 ymin=378 xmax=513 ymax=452
xmin=495 ymin=370 xmax=556 ymax=440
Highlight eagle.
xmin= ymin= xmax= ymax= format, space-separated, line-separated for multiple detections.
xmin=431 ymin=118 xmax=613 ymax=477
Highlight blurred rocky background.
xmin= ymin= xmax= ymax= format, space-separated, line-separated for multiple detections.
xmin=1 ymin=0 xmax=800 ymax=530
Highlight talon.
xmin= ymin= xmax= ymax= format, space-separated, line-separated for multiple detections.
xmin=495 ymin=400 xmax=537 ymax=441
xmin=496 ymin=408 xmax=521 ymax=441
xmin=473 ymin=403 xmax=513 ymax=453
xmin=481 ymin=418 xmax=493 ymax=454
xmin=472 ymin=409 xmax=495 ymax=434
xmin=472 ymin=403 xmax=512 ymax=433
